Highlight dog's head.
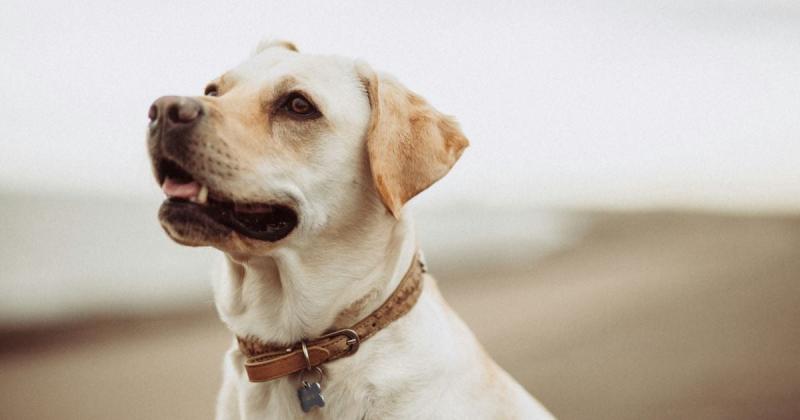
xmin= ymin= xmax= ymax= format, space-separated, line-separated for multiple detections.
xmin=147 ymin=40 xmax=468 ymax=255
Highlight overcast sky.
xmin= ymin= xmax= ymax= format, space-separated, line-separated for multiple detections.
xmin=1 ymin=0 xmax=799 ymax=211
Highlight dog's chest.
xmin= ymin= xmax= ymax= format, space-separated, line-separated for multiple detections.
xmin=239 ymin=374 xmax=371 ymax=420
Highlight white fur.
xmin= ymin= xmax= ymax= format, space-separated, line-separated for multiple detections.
xmin=192 ymin=43 xmax=554 ymax=419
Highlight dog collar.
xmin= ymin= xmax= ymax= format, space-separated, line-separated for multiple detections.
xmin=236 ymin=251 xmax=425 ymax=382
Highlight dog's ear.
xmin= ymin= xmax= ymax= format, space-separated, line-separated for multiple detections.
xmin=357 ymin=63 xmax=469 ymax=218
xmin=254 ymin=39 xmax=299 ymax=54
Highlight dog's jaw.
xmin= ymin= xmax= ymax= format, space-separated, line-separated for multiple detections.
xmin=212 ymin=209 xmax=418 ymax=345
xmin=209 ymin=157 xmax=407 ymax=344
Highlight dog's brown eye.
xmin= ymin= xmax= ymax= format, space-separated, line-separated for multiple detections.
xmin=290 ymin=97 xmax=311 ymax=113
xmin=204 ymin=85 xmax=219 ymax=97
xmin=282 ymin=93 xmax=319 ymax=118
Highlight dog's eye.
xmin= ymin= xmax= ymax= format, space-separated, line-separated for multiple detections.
xmin=281 ymin=93 xmax=319 ymax=118
xmin=204 ymin=85 xmax=219 ymax=97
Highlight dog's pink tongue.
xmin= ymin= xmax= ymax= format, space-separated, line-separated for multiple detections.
xmin=162 ymin=177 xmax=200 ymax=199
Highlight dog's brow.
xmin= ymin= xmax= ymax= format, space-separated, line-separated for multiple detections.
xmin=265 ymin=75 xmax=323 ymax=113
xmin=271 ymin=75 xmax=300 ymax=97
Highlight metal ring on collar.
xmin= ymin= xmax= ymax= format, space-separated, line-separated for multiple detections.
xmin=299 ymin=366 xmax=324 ymax=386
xmin=300 ymin=340 xmax=312 ymax=371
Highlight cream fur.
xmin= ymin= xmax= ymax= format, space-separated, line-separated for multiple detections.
xmin=157 ymin=40 xmax=554 ymax=419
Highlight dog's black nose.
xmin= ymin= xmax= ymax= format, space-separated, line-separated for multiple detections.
xmin=148 ymin=96 xmax=203 ymax=127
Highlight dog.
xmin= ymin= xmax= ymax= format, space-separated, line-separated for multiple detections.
xmin=147 ymin=39 xmax=554 ymax=419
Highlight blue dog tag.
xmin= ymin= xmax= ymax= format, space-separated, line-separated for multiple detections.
xmin=298 ymin=381 xmax=325 ymax=412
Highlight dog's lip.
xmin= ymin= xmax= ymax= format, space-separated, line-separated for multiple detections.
xmin=155 ymin=157 xmax=299 ymax=242
xmin=161 ymin=196 xmax=298 ymax=242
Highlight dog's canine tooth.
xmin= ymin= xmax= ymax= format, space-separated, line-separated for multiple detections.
xmin=197 ymin=185 xmax=209 ymax=205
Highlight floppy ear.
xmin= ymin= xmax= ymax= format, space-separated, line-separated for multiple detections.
xmin=358 ymin=64 xmax=469 ymax=218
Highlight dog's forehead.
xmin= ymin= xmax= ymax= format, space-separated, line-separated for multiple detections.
xmin=227 ymin=49 xmax=359 ymax=97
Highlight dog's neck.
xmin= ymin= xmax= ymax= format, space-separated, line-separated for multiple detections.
xmin=213 ymin=211 xmax=416 ymax=345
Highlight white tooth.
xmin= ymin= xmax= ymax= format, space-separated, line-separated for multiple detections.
xmin=197 ymin=185 xmax=208 ymax=205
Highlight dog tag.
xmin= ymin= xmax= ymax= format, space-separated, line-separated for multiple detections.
xmin=297 ymin=381 xmax=325 ymax=412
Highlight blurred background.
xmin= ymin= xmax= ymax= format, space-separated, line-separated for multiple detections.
xmin=1 ymin=1 xmax=799 ymax=419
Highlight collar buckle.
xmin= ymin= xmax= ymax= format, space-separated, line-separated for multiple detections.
xmin=318 ymin=328 xmax=360 ymax=356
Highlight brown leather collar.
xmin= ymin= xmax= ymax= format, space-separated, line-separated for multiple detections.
xmin=236 ymin=252 xmax=425 ymax=382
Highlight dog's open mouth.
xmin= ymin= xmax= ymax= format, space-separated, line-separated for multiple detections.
xmin=156 ymin=159 xmax=298 ymax=242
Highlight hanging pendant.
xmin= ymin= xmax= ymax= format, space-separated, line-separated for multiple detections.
xmin=297 ymin=366 xmax=325 ymax=412
xmin=298 ymin=380 xmax=325 ymax=412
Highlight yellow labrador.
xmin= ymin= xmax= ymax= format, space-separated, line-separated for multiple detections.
xmin=146 ymin=40 xmax=553 ymax=419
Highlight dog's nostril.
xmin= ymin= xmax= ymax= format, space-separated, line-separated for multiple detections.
xmin=166 ymin=104 xmax=180 ymax=124
xmin=148 ymin=104 xmax=158 ymax=122
xmin=166 ymin=102 xmax=201 ymax=124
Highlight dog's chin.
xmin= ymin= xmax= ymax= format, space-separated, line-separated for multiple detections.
xmin=158 ymin=199 xmax=298 ymax=252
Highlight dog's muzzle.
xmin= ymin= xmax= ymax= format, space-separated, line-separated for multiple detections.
xmin=146 ymin=96 xmax=299 ymax=243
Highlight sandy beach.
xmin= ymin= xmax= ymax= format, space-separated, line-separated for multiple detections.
xmin=2 ymin=211 xmax=799 ymax=419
